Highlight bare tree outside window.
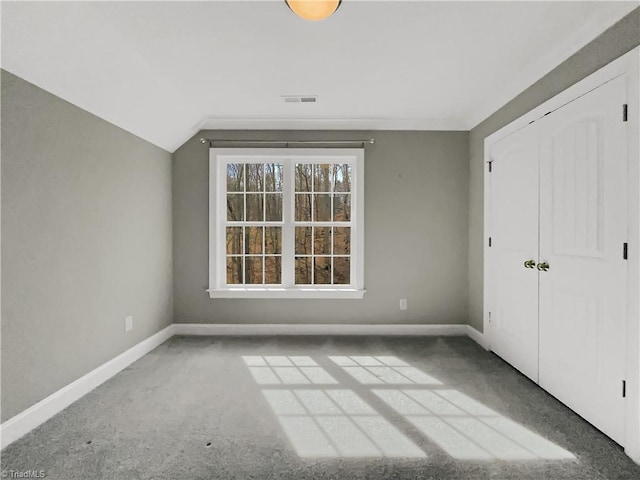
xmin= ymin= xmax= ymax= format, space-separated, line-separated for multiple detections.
xmin=226 ymin=162 xmax=283 ymax=284
xmin=212 ymin=149 xmax=363 ymax=296
xmin=294 ymin=162 xmax=352 ymax=285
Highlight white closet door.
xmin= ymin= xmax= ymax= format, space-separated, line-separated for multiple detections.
xmin=489 ymin=124 xmax=540 ymax=382
xmin=538 ymin=76 xmax=628 ymax=445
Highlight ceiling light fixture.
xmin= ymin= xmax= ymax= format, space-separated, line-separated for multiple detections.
xmin=285 ymin=0 xmax=342 ymax=21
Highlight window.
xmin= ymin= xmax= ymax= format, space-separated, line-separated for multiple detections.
xmin=208 ymin=148 xmax=365 ymax=298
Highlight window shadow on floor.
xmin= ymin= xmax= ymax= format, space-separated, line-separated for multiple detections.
xmin=242 ymin=354 xmax=575 ymax=461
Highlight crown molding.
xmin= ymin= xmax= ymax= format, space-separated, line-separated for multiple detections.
xmin=173 ymin=116 xmax=468 ymax=151
xmin=195 ymin=116 xmax=467 ymax=133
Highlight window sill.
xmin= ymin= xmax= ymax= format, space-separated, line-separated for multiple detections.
xmin=206 ymin=288 xmax=366 ymax=299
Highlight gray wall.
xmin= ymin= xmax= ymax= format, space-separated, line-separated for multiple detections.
xmin=174 ymin=130 xmax=469 ymax=325
xmin=468 ymin=8 xmax=640 ymax=332
xmin=1 ymin=70 xmax=173 ymax=421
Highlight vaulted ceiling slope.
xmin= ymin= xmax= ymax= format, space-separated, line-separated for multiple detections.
xmin=2 ymin=1 xmax=637 ymax=152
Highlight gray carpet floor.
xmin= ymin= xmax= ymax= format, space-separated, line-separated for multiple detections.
xmin=2 ymin=335 xmax=639 ymax=480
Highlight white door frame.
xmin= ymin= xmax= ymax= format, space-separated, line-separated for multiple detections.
xmin=483 ymin=46 xmax=640 ymax=462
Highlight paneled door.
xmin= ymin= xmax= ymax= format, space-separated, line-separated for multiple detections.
xmin=489 ymin=124 xmax=540 ymax=382
xmin=538 ymin=76 xmax=628 ymax=444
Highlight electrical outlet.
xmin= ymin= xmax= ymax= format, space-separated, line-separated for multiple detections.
xmin=125 ymin=315 xmax=133 ymax=332
xmin=399 ymin=299 xmax=407 ymax=311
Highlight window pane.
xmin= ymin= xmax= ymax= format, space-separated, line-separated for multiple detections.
xmin=332 ymin=164 xmax=351 ymax=193
xmin=219 ymin=154 xmax=359 ymax=292
xmin=264 ymin=163 xmax=283 ymax=192
xmin=265 ymin=256 xmax=282 ymax=284
xmin=245 ymin=164 xmax=264 ymax=192
xmin=295 ymin=194 xmax=312 ymax=222
xmin=227 ymin=164 xmax=244 ymax=192
xmin=227 ymin=194 xmax=244 ymax=221
xmin=245 ymin=227 xmax=263 ymax=254
xmin=226 ymin=256 xmax=243 ymax=284
xmin=265 ymin=227 xmax=282 ymax=254
xmin=314 ymin=227 xmax=331 ymax=255
xmin=246 ymin=194 xmax=264 ymax=221
xmin=334 ymin=257 xmax=350 ymax=284
xmin=265 ymin=194 xmax=283 ymax=221
xmin=295 ymin=164 xmax=313 ymax=192
xmin=314 ymin=164 xmax=332 ymax=192
xmin=226 ymin=227 xmax=243 ymax=255
xmin=314 ymin=257 xmax=332 ymax=285
xmin=295 ymin=257 xmax=312 ymax=284
xmin=314 ymin=194 xmax=331 ymax=222
xmin=333 ymin=194 xmax=351 ymax=222
xmin=333 ymin=227 xmax=350 ymax=255
xmin=245 ymin=257 xmax=263 ymax=284
xmin=295 ymin=227 xmax=312 ymax=255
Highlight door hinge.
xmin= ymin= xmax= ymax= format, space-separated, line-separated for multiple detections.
xmin=488 ymin=161 xmax=493 ymax=173
xmin=623 ymin=104 xmax=628 ymax=122
xmin=489 ymin=237 xmax=492 ymax=247
xmin=488 ymin=312 xmax=492 ymax=323
xmin=623 ymin=380 xmax=626 ymax=398
xmin=623 ymin=242 xmax=628 ymax=260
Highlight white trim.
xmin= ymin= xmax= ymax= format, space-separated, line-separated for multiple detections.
xmin=0 ymin=325 xmax=174 ymax=450
xmin=483 ymin=132 xmax=494 ymax=353
xmin=467 ymin=8 xmax=636 ymax=129
xmin=466 ymin=325 xmax=489 ymax=351
xmin=0 ymin=322 xmax=498 ymax=452
xmin=176 ymin=116 xmax=467 ymax=153
xmin=483 ymin=47 xmax=640 ymax=462
xmin=172 ymin=323 xmax=468 ymax=337
xmin=624 ymin=46 xmax=640 ymax=465
xmin=206 ymin=288 xmax=366 ymax=299
xmin=194 ymin=116 xmax=467 ymax=134
xmin=209 ymin=148 xmax=365 ymax=297
xmin=483 ymin=49 xmax=639 ymax=147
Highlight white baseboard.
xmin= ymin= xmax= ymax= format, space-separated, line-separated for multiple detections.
xmin=172 ymin=323 xmax=469 ymax=336
xmin=466 ymin=325 xmax=489 ymax=350
xmin=0 ymin=324 xmax=174 ymax=450
xmin=1 ymin=322 xmax=483 ymax=451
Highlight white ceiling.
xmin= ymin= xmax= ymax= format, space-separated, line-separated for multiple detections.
xmin=2 ymin=1 xmax=637 ymax=152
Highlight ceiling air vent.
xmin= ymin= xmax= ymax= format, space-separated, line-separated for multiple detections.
xmin=282 ymin=95 xmax=318 ymax=104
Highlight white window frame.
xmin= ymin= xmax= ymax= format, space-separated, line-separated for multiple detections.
xmin=207 ymin=148 xmax=365 ymax=299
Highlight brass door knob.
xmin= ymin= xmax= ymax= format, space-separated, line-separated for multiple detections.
xmin=524 ymin=260 xmax=536 ymax=269
xmin=537 ymin=262 xmax=550 ymax=271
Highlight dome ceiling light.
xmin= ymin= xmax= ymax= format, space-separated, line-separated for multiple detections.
xmin=285 ymin=0 xmax=342 ymax=21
